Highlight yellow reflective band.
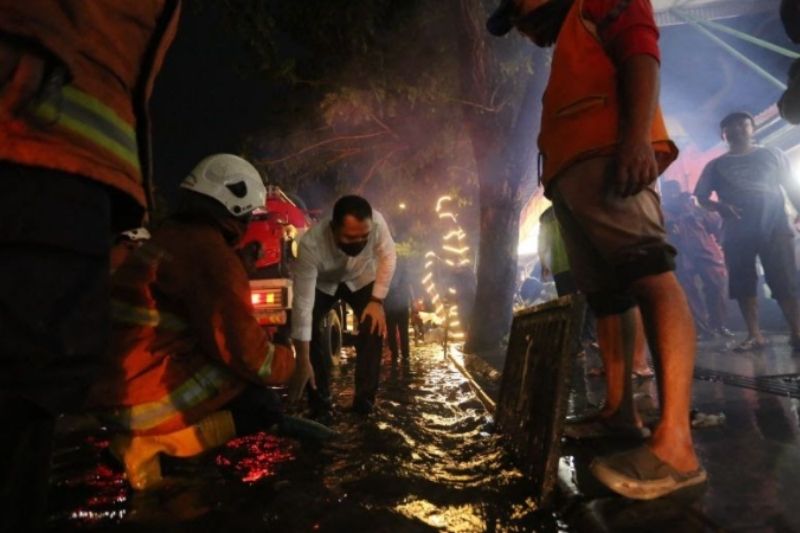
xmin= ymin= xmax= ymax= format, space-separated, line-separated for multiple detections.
xmin=105 ymin=365 xmax=236 ymax=431
xmin=257 ymin=343 xmax=276 ymax=379
xmin=110 ymin=300 xmax=187 ymax=332
xmin=28 ymin=85 xmax=141 ymax=173
xmin=61 ymin=86 xmax=136 ymax=139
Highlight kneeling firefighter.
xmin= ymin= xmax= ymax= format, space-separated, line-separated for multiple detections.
xmin=90 ymin=154 xmax=326 ymax=490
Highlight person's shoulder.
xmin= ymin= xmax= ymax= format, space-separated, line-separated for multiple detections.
xmin=758 ymin=145 xmax=788 ymax=161
xmin=699 ymin=155 xmax=723 ymax=176
xmin=371 ymin=209 xmax=387 ymax=226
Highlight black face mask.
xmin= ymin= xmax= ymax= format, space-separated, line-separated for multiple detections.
xmin=337 ymin=240 xmax=368 ymax=257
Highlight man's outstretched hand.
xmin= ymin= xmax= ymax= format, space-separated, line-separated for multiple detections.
xmin=287 ymin=340 xmax=316 ymax=403
xmin=361 ymin=301 xmax=387 ymax=338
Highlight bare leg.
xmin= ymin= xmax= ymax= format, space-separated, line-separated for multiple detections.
xmin=631 ymin=308 xmax=652 ymax=377
xmin=596 ymin=307 xmax=642 ymax=427
xmin=631 ymin=272 xmax=699 ymax=473
xmin=737 ymin=297 xmax=765 ymax=343
xmin=775 ymin=296 xmax=800 ymax=339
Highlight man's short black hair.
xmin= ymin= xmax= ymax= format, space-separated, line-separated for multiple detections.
xmin=720 ymin=111 xmax=755 ymax=131
xmin=332 ymin=195 xmax=373 ymax=228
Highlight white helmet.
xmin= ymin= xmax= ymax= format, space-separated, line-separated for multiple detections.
xmin=180 ymin=154 xmax=266 ymax=217
xmin=120 ymin=227 xmax=151 ymax=242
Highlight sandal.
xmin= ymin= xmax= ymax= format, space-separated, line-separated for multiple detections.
xmin=590 ymin=446 xmax=707 ymax=500
xmin=733 ymin=337 xmax=768 ymax=353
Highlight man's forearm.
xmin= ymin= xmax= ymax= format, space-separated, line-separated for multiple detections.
xmin=619 ymin=55 xmax=660 ymax=143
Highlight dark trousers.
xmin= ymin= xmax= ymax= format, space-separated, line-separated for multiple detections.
xmin=307 ymin=283 xmax=383 ymax=412
xmin=0 ymin=164 xmax=112 ymax=531
xmin=386 ymin=307 xmax=410 ymax=360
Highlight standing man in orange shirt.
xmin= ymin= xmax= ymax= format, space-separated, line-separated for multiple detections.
xmin=489 ymin=0 xmax=704 ymax=499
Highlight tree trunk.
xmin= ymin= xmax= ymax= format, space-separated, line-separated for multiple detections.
xmin=467 ymin=189 xmax=521 ymax=353
xmin=454 ymin=0 xmax=544 ymax=354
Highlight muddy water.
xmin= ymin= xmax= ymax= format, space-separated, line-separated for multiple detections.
xmin=49 ymin=345 xmax=565 ymax=532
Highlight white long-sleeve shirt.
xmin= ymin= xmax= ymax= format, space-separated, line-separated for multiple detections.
xmin=291 ymin=209 xmax=396 ymax=341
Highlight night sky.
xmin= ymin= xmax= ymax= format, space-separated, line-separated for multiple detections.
xmin=149 ymin=3 xmax=274 ymax=205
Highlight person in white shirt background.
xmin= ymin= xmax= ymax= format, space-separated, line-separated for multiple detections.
xmin=287 ymin=195 xmax=397 ymax=421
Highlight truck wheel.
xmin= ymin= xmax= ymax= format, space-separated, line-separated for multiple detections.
xmin=323 ymin=308 xmax=343 ymax=364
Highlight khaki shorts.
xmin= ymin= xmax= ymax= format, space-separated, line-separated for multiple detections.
xmin=549 ymin=156 xmax=676 ymax=315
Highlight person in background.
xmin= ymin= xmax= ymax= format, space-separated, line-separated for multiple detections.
xmin=0 ymin=1 xmax=180 ymax=528
xmin=386 ymin=255 xmax=413 ymax=362
xmin=661 ymin=180 xmax=731 ymax=340
xmin=695 ymin=112 xmax=800 ymax=352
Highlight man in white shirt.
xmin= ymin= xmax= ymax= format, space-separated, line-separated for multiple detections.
xmin=288 ymin=195 xmax=396 ymax=419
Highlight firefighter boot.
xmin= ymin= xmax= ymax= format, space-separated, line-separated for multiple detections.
xmin=110 ymin=410 xmax=237 ymax=490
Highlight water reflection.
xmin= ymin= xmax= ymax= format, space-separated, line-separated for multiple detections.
xmin=50 ymin=344 xmax=560 ymax=531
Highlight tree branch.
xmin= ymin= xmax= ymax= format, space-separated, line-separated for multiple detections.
xmin=258 ymin=131 xmax=387 ymax=165
xmin=355 ymin=145 xmax=408 ymax=193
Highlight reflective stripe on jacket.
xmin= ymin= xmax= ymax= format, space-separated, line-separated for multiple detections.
xmin=90 ymin=220 xmax=294 ymax=435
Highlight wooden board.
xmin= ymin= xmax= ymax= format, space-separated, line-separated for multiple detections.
xmin=495 ymin=294 xmax=586 ymax=509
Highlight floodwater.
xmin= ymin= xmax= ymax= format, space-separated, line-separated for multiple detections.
xmin=49 ymin=345 xmax=565 ymax=532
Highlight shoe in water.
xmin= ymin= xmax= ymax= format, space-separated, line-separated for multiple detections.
xmin=351 ymin=397 xmax=374 ymax=415
xmin=591 ymin=446 xmax=707 ymax=500
xmin=732 ymin=337 xmax=767 ymax=352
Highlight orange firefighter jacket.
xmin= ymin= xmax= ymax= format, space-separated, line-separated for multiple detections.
xmin=537 ymin=0 xmax=678 ymax=189
xmin=0 ymin=1 xmax=181 ymax=219
xmin=90 ymin=219 xmax=295 ymax=436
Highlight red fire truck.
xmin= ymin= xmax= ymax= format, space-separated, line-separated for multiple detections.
xmin=241 ymin=187 xmax=348 ymax=359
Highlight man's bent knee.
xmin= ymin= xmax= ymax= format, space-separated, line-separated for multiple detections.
xmin=615 ymin=245 xmax=676 ymax=284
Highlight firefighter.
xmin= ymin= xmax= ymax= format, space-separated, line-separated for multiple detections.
xmin=490 ymin=0 xmax=704 ymax=499
xmin=0 ymin=1 xmax=180 ymax=528
xmin=89 ymin=154 xmax=298 ymax=491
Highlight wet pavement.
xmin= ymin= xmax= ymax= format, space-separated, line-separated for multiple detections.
xmin=48 ymin=345 xmax=565 ymax=532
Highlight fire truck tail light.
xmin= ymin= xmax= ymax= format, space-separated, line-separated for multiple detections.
xmin=251 ymin=288 xmax=283 ymax=309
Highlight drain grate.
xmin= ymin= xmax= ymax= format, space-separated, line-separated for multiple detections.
xmin=694 ymin=367 xmax=800 ymax=398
